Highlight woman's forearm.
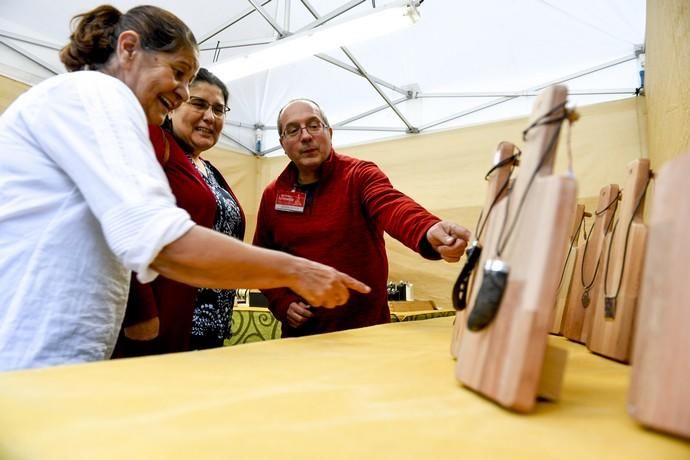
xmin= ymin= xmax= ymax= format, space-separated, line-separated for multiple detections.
xmin=151 ymin=226 xmax=370 ymax=308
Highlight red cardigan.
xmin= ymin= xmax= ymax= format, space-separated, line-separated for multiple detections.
xmin=253 ymin=150 xmax=440 ymax=337
xmin=114 ymin=126 xmax=245 ymax=356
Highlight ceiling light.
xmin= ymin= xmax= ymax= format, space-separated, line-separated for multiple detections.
xmin=210 ymin=1 xmax=421 ymax=82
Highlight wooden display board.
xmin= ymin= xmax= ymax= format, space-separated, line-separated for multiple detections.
xmin=588 ymin=159 xmax=650 ymax=363
xmin=550 ymin=203 xmax=586 ymax=334
xmin=451 ymin=142 xmax=516 ymax=358
xmin=561 ymin=185 xmax=619 ymax=343
xmin=455 ymin=85 xmax=575 ymax=412
xmin=628 ymin=151 xmax=690 ymax=440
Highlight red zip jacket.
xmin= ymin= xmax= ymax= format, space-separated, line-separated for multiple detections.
xmin=253 ymin=150 xmax=440 ymax=337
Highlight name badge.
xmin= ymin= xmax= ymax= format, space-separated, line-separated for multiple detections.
xmin=275 ymin=190 xmax=306 ymax=213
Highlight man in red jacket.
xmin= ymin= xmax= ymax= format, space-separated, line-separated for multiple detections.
xmin=253 ymin=99 xmax=470 ymax=337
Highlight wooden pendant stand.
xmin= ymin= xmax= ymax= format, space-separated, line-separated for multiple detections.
xmin=628 ymin=151 xmax=690 ymax=440
xmin=455 ymin=85 xmax=576 ymax=412
xmin=588 ymin=159 xmax=650 ymax=363
xmin=561 ymin=185 xmax=619 ymax=343
xmin=550 ymin=204 xmax=586 ymax=335
xmin=451 ymin=141 xmax=516 ymax=359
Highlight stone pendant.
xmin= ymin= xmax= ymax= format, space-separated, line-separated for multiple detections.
xmin=604 ymin=296 xmax=617 ymax=319
xmin=581 ymin=289 xmax=591 ymax=308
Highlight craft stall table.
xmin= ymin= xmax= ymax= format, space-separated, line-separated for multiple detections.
xmin=0 ymin=317 xmax=687 ymax=460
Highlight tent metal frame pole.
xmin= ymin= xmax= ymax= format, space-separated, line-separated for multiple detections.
xmin=234 ymin=0 xmax=414 ymax=154
xmin=418 ymin=54 xmax=638 ymax=131
xmin=301 ymin=0 xmax=408 ymax=95
xmin=333 ymin=125 xmax=407 ymax=132
xmin=293 ymin=0 xmax=366 ymax=33
xmin=299 ymin=0 xmax=417 ymax=132
xmin=220 ymin=132 xmax=259 ymax=156
xmin=417 ymin=88 xmax=638 ymax=98
xmin=314 ymin=53 xmax=408 ymax=95
xmin=228 ymin=121 xmax=273 ymax=130
xmin=0 ymin=40 xmax=60 ymax=75
xmin=261 ymin=145 xmax=284 ymax=156
xmin=199 ymin=39 xmax=273 ymax=52
xmin=332 ymin=96 xmax=408 ymax=127
xmin=198 ymin=0 xmax=274 ymax=45
xmin=246 ymin=0 xmax=285 ymax=36
xmin=338 ymin=47 xmax=417 ymax=132
xmin=202 ymin=1 xmax=406 ymax=95
xmin=0 ymin=30 xmax=61 ymax=50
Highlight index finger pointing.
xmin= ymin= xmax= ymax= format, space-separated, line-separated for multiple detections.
xmin=341 ymin=273 xmax=371 ymax=294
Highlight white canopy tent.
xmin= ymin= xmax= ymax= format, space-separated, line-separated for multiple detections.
xmin=0 ymin=0 xmax=645 ymax=156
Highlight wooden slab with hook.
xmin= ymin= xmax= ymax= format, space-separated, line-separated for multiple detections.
xmin=450 ymin=141 xmax=516 ymax=359
xmin=628 ymin=151 xmax=690 ymax=440
xmin=588 ymin=159 xmax=650 ymax=363
xmin=550 ymin=203 xmax=587 ymax=335
xmin=561 ymin=184 xmax=619 ymax=343
xmin=455 ymin=85 xmax=575 ymax=412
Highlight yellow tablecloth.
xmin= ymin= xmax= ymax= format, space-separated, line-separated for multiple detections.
xmin=0 ymin=317 xmax=687 ymax=460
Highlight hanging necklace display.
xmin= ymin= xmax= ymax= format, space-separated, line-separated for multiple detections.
xmin=467 ymin=102 xmax=569 ymax=332
xmin=456 ymin=85 xmax=577 ymax=413
xmin=551 ymin=204 xmax=589 ymax=335
xmin=628 ymin=153 xmax=690 ymax=440
xmin=602 ymin=177 xmax=651 ymax=319
xmin=452 ymin=148 xmax=520 ymax=311
xmin=555 ymin=209 xmax=588 ymax=293
xmin=579 ymin=192 xmax=620 ymax=308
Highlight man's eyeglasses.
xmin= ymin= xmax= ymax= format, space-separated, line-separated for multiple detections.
xmin=281 ymin=121 xmax=328 ymax=139
xmin=185 ymin=96 xmax=230 ymax=118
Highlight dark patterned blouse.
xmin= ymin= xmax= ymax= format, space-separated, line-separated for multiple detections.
xmin=189 ymin=157 xmax=243 ymax=346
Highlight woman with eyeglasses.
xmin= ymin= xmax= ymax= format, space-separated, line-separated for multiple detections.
xmin=115 ymin=68 xmax=248 ymax=356
xmin=0 ymin=5 xmax=369 ymax=371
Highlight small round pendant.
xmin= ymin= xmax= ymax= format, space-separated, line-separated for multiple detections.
xmin=581 ymin=289 xmax=590 ymax=308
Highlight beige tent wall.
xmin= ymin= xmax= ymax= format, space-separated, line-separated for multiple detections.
xmin=0 ymin=75 xmax=28 ymax=111
xmin=645 ymin=0 xmax=690 ymax=168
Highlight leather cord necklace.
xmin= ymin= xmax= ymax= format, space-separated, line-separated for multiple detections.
xmin=579 ymin=191 xmax=620 ymax=307
xmin=602 ymin=176 xmax=651 ymax=318
xmin=451 ymin=148 xmax=521 ymax=311
xmin=555 ymin=210 xmax=588 ymax=293
xmin=467 ymin=101 xmax=571 ymax=331
xmin=494 ymin=101 xmax=569 ymax=260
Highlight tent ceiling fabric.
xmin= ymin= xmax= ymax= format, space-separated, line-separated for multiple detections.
xmin=0 ymin=0 xmax=645 ymax=156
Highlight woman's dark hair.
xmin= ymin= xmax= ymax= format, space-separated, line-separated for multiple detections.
xmin=59 ymin=4 xmax=197 ymax=71
xmin=193 ymin=68 xmax=229 ymax=105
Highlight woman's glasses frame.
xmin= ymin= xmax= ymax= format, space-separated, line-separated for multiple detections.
xmin=185 ymin=96 xmax=230 ymax=118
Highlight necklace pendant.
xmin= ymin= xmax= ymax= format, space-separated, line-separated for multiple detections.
xmin=581 ymin=289 xmax=590 ymax=308
xmin=466 ymin=259 xmax=509 ymax=332
xmin=604 ymin=296 xmax=617 ymax=319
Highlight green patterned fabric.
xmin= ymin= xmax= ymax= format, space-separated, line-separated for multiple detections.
xmin=226 ymin=307 xmax=455 ymax=345
xmin=226 ymin=307 xmax=282 ymax=345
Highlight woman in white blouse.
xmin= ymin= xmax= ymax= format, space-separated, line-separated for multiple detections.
xmin=0 ymin=4 xmax=369 ymax=372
